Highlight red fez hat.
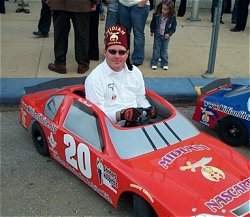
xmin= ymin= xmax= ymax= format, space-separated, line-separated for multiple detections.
xmin=105 ymin=25 xmax=128 ymax=50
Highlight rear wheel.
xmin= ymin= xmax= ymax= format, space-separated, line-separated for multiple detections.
xmin=31 ymin=122 xmax=49 ymax=156
xmin=133 ymin=194 xmax=156 ymax=217
xmin=218 ymin=116 xmax=248 ymax=147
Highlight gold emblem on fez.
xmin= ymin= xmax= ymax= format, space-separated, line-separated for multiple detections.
xmin=110 ymin=32 xmax=119 ymax=42
xmin=180 ymin=157 xmax=225 ymax=182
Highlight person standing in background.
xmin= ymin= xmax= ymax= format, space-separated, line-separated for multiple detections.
xmin=33 ymin=0 xmax=52 ymax=38
xmin=230 ymin=0 xmax=250 ymax=32
xmin=211 ymin=0 xmax=226 ymax=23
xmin=150 ymin=0 xmax=176 ymax=70
xmin=46 ymin=0 xmax=97 ymax=74
xmin=16 ymin=0 xmax=30 ymax=13
xmin=118 ymin=0 xmax=150 ymax=67
xmin=231 ymin=0 xmax=238 ymax=24
xmin=105 ymin=0 xmax=119 ymax=30
xmin=89 ymin=1 xmax=100 ymax=61
xmin=0 ymin=0 xmax=5 ymax=14
xmin=172 ymin=0 xmax=186 ymax=17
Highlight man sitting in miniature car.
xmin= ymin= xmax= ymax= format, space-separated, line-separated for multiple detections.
xmin=85 ymin=25 xmax=157 ymax=125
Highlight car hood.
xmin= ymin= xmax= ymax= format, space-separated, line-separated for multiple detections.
xmin=126 ymin=133 xmax=250 ymax=216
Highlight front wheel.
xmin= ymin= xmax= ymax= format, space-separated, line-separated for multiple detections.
xmin=133 ymin=194 xmax=157 ymax=217
xmin=31 ymin=122 xmax=49 ymax=156
xmin=218 ymin=116 xmax=248 ymax=147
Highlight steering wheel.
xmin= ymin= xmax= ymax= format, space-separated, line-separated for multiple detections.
xmin=124 ymin=107 xmax=152 ymax=127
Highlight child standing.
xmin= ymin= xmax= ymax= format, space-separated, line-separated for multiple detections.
xmin=150 ymin=0 xmax=176 ymax=70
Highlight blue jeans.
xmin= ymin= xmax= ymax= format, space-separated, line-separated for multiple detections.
xmin=105 ymin=11 xmax=119 ymax=30
xmin=119 ymin=3 xmax=149 ymax=65
xmin=150 ymin=33 xmax=169 ymax=67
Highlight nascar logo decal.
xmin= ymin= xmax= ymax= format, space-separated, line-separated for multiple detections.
xmin=205 ymin=177 xmax=250 ymax=213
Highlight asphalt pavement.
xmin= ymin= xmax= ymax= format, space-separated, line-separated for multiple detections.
xmin=0 ymin=1 xmax=249 ymax=105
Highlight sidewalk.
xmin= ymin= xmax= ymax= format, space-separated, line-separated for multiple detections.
xmin=0 ymin=1 xmax=249 ymax=105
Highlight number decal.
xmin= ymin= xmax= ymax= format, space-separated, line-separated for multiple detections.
xmin=64 ymin=134 xmax=78 ymax=169
xmin=64 ymin=134 xmax=92 ymax=179
xmin=78 ymin=143 xmax=91 ymax=178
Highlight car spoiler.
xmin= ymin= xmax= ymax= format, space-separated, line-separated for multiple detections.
xmin=200 ymin=77 xmax=231 ymax=95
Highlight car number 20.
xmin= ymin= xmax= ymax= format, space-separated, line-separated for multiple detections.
xmin=64 ymin=134 xmax=92 ymax=179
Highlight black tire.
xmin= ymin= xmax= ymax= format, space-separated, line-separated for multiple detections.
xmin=31 ymin=122 xmax=49 ymax=156
xmin=218 ymin=116 xmax=248 ymax=147
xmin=133 ymin=194 xmax=156 ymax=217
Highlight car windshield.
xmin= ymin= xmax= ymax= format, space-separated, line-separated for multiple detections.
xmin=105 ymin=111 xmax=200 ymax=159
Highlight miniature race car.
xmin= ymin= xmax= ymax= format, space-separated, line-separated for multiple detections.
xmin=20 ymin=83 xmax=250 ymax=217
xmin=193 ymin=78 xmax=250 ymax=147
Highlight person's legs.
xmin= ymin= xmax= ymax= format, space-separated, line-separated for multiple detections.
xmin=89 ymin=10 xmax=99 ymax=60
xmin=150 ymin=33 xmax=161 ymax=67
xmin=23 ymin=0 xmax=30 ymax=13
xmin=71 ymin=12 xmax=90 ymax=68
xmin=119 ymin=3 xmax=132 ymax=48
xmin=38 ymin=0 xmax=51 ymax=34
xmin=53 ymin=10 xmax=71 ymax=65
xmin=160 ymin=38 xmax=169 ymax=68
xmin=130 ymin=4 xmax=149 ymax=65
xmin=105 ymin=11 xmax=119 ymax=30
xmin=235 ymin=0 xmax=249 ymax=30
xmin=177 ymin=0 xmax=187 ymax=17
xmin=231 ymin=0 xmax=238 ymax=23
xmin=16 ymin=0 xmax=23 ymax=12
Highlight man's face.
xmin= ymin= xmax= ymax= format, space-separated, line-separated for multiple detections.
xmin=104 ymin=45 xmax=129 ymax=71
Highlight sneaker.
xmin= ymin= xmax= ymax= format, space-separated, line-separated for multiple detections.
xmin=158 ymin=58 xmax=161 ymax=62
xmin=151 ymin=65 xmax=157 ymax=70
xmin=162 ymin=66 xmax=168 ymax=70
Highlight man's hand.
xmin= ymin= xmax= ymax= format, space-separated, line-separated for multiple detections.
xmin=148 ymin=106 xmax=157 ymax=119
xmin=120 ymin=108 xmax=142 ymax=123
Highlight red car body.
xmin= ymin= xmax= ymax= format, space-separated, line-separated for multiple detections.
xmin=20 ymin=84 xmax=250 ymax=216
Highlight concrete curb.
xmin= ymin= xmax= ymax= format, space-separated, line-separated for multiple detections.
xmin=0 ymin=78 xmax=249 ymax=106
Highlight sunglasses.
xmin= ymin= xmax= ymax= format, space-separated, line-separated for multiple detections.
xmin=107 ymin=49 xmax=127 ymax=55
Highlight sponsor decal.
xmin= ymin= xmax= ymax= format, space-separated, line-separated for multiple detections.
xmin=205 ymin=177 xmax=250 ymax=213
xmin=21 ymin=107 xmax=27 ymax=127
xmin=203 ymin=101 xmax=250 ymax=121
xmin=199 ymin=107 xmax=218 ymax=126
xmin=53 ymin=152 xmax=113 ymax=205
xmin=48 ymin=132 xmax=57 ymax=149
xmin=97 ymin=158 xmax=118 ymax=194
xmin=21 ymin=101 xmax=58 ymax=133
xmin=180 ymin=157 xmax=225 ymax=182
xmin=130 ymin=184 xmax=154 ymax=203
xmin=159 ymin=145 xmax=210 ymax=169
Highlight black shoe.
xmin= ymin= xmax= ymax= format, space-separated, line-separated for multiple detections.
xmin=16 ymin=8 xmax=23 ymax=13
xmin=230 ymin=27 xmax=241 ymax=32
xmin=33 ymin=31 xmax=49 ymax=38
xmin=133 ymin=63 xmax=142 ymax=67
xmin=220 ymin=20 xmax=224 ymax=24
